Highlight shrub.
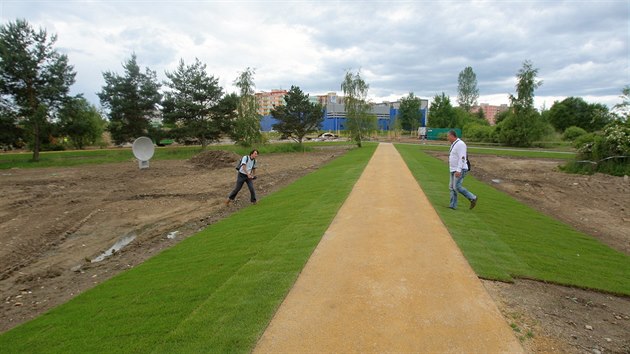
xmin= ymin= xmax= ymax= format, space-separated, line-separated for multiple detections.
xmin=564 ymin=121 xmax=630 ymax=176
xmin=463 ymin=123 xmax=495 ymax=143
xmin=562 ymin=126 xmax=587 ymax=141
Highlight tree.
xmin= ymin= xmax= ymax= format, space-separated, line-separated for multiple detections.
xmin=341 ymin=70 xmax=376 ymax=147
xmin=0 ymin=19 xmax=76 ymax=161
xmin=270 ymin=85 xmax=323 ymax=144
xmin=0 ymin=97 xmax=24 ymax=149
xmin=457 ymin=66 xmax=479 ymax=112
xmin=58 ymin=96 xmax=105 ymax=149
xmin=98 ymin=54 xmax=161 ymax=145
xmin=509 ymin=60 xmax=542 ymax=115
xmin=162 ymin=58 xmax=229 ymax=148
xmin=398 ymin=92 xmax=423 ymax=132
xmin=499 ymin=60 xmax=545 ymax=147
xmin=428 ymin=92 xmax=456 ymax=128
xmin=612 ymin=85 xmax=630 ymax=122
xmin=231 ymin=67 xmax=262 ymax=147
xmin=547 ymin=97 xmax=612 ymax=132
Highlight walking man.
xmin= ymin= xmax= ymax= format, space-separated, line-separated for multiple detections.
xmin=226 ymin=149 xmax=258 ymax=205
xmin=447 ymin=130 xmax=477 ymax=210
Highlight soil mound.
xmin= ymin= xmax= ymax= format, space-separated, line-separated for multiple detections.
xmin=189 ymin=150 xmax=241 ymax=169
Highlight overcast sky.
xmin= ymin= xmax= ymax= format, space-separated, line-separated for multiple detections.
xmin=2 ymin=0 xmax=628 ymax=110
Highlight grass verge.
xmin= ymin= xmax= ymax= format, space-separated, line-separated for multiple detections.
xmin=0 ymin=144 xmax=377 ymax=353
xmin=0 ymin=142 xmax=354 ymax=170
xmin=396 ymin=144 xmax=630 ymax=295
xmin=409 ymin=143 xmax=576 ymax=160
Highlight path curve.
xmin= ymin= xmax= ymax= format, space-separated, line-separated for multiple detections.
xmin=254 ymin=143 xmax=523 ymax=353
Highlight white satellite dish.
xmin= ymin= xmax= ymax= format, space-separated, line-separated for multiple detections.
xmin=132 ymin=137 xmax=155 ymax=169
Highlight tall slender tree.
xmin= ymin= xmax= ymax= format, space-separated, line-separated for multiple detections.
xmin=498 ymin=60 xmax=546 ymax=147
xmin=457 ymin=66 xmax=479 ymax=113
xmin=231 ymin=67 xmax=262 ymax=147
xmin=0 ymin=19 xmax=76 ymax=161
xmin=98 ymin=54 xmax=161 ymax=145
xmin=341 ymin=69 xmax=376 ymax=147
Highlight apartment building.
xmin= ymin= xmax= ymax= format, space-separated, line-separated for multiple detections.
xmin=255 ymin=89 xmax=288 ymax=116
xmin=471 ymin=103 xmax=509 ymax=125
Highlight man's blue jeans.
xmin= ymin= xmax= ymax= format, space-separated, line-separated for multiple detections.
xmin=449 ymin=170 xmax=476 ymax=209
xmin=228 ymin=172 xmax=257 ymax=203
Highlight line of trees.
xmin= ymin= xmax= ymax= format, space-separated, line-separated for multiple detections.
xmin=431 ymin=62 xmax=629 ymax=175
xmin=0 ymin=19 xmax=269 ymax=161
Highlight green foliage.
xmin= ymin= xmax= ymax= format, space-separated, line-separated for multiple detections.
xmin=564 ymin=120 xmax=630 ymax=176
xmin=0 ymin=19 xmax=76 ymax=161
xmin=98 ymin=54 xmax=162 ymax=145
xmin=562 ymin=126 xmax=587 ymax=141
xmin=612 ymin=85 xmax=630 ymax=122
xmin=493 ymin=110 xmax=545 ymax=147
xmin=496 ymin=60 xmax=548 ymax=147
xmin=509 ymin=60 xmax=542 ymax=115
xmin=231 ymin=67 xmax=263 ymax=147
xmin=162 ymin=58 xmax=233 ymax=148
xmin=457 ymin=66 xmax=479 ymax=112
xmin=58 ymin=96 xmax=105 ymax=149
xmin=463 ymin=123 xmax=495 ymax=143
xmin=547 ymin=97 xmax=612 ymax=132
xmin=0 ymin=107 xmax=24 ymax=149
xmin=397 ymin=144 xmax=630 ymax=294
xmin=429 ymin=92 xmax=456 ymax=128
xmin=398 ymin=92 xmax=423 ymax=131
xmin=341 ymin=70 xmax=376 ymax=147
xmin=270 ymin=85 xmax=324 ymax=144
xmin=0 ymin=145 xmax=376 ymax=353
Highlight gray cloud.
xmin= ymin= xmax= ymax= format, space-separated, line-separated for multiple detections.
xmin=1 ymin=0 xmax=627 ymax=108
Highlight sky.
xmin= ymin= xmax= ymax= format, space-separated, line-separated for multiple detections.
xmin=1 ymin=0 xmax=628 ymax=110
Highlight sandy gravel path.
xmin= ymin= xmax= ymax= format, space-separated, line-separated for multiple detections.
xmin=254 ymin=143 xmax=523 ymax=353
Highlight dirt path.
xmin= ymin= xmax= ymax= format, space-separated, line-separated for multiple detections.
xmin=254 ymin=143 xmax=523 ymax=353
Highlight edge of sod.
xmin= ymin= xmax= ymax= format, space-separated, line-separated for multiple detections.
xmin=396 ymin=144 xmax=630 ymax=296
xmin=0 ymin=144 xmax=377 ymax=353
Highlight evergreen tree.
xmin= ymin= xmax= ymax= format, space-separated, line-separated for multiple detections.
xmin=98 ymin=54 xmax=161 ymax=145
xmin=162 ymin=58 xmax=229 ymax=148
xmin=0 ymin=19 xmax=76 ymax=160
xmin=270 ymin=85 xmax=323 ymax=144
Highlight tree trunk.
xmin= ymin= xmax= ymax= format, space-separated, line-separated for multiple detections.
xmin=32 ymin=121 xmax=41 ymax=162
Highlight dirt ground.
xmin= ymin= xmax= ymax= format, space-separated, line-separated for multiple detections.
xmin=1 ymin=143 xmax=629 ymax=353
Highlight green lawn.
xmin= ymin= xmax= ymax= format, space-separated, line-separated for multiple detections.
xmin=0 ymin=142 xmax=354 ymax=170
xmin=396 ymin=144 xmax=630 ymax=295
xmin=2 ymin=141 xmax=628 ymax=353
xmin=0 ymin=144 xmax=377 ymax=353
xmin=410 ymin=142 xmax=576 ymax=160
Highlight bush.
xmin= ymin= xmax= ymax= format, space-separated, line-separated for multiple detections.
xmin=463 ymin=123 xmax=495 ymax=143
xmin=562 ymin=126 xmax=587 ymax=141
xmin=564 ymin=121 xmax=630 ymax=176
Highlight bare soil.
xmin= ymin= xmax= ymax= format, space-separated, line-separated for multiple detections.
xmin=1 ymin=143 xmax=629 ymax=353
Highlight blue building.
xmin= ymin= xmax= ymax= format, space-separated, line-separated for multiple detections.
xmin=260 ymin=98 xmax=429 ymax=132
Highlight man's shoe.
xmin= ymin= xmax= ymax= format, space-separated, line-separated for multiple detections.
xmin=225 ymin=199 xmax=231 ymax=206
xmin=470 ymin=197 xmax=477 ymax=210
